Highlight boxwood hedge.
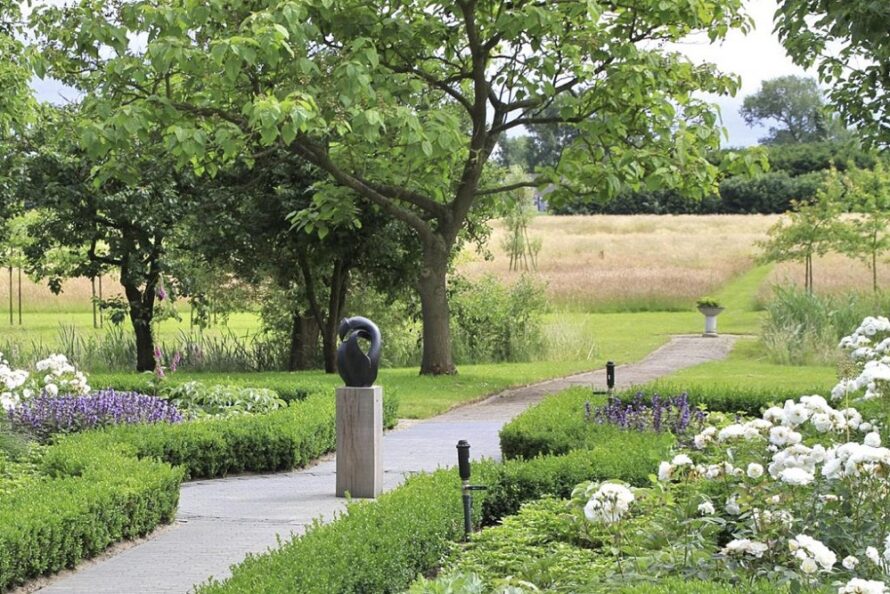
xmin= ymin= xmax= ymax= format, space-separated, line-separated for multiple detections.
xmin=0 ymin=440 xmax=183 ymax=591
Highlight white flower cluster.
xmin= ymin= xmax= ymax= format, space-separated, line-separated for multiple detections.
xmin=583 ymin=483 xmax=635 ymax=525
xmin=722 ymin=538 xmax=768 ymax=558
xmin=789 ymin=534 xmax=837 ymax=574
xmin=0 ymin=353 xmax=30 ymax=410
xmin=836 ymin=316 xmax=890 ymax=401
xmin=0 ymin=353 xmax=89 ymax=411
xmin=839 ymin=578 xmax=887 ymax=594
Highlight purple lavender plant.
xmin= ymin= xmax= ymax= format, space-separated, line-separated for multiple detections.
xmin=589 ymin=392 xmax=707 ymax=436
xmin=8 ymin=390 xmax=182 ymax=441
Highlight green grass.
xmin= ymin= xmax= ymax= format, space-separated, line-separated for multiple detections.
xmin=0 ymin=311 xmax=261 ymax=346
xmin=662 ymin=337 xmax=838 ymax=392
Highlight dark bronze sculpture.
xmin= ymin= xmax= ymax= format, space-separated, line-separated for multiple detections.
xmin=336 ymin=317 xmax=382 ymax=387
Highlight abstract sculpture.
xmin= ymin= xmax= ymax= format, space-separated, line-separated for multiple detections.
xmin=336 ymin=316 xmax=382 ymax=387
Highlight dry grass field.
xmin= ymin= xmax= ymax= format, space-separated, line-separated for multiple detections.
xmin=765 ymin=254 xmax=890 ymax=297
xmin=4 ymin=215 xmax=885 ymax=318
xmin=0 ymin=272 xmax=123 ymax=313
xmin=458 ymin=214 xmax=780 ymax=311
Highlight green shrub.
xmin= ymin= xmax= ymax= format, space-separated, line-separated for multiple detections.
xmin=499 ymin=387 xmax=678 ymax=460
xmin=195 ymin=465 xmax=495 ymax=594
xmin=161 ymin=381 xmax=287 ymax=417
xmin=449 ymin=275 xmax=547 ymax=365
xmin=482 ymin=441 xmax=671 ymax=524
xmin=57 ymin=390 xmax=398 ymax=480
xmin=761 ymin=285 xmax=890 ymax=365
xmin=500 ymin=384 xmax=821 ymax=463
xmin=0 ymin=440 xmax=182 ymax=590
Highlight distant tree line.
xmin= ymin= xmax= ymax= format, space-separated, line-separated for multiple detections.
xmin=549 ymin=142 xmax=882 ymax=215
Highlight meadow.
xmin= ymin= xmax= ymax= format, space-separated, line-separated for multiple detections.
xmin=1 ymin=213 xmax=883 ymax=376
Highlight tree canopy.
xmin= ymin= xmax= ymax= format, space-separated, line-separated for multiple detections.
xmin=739 ymin=75 xmax=833 ymax=145
xmin=32 ymin=0 xmax=759 ymax=374
xmin=775 ymin=0 xmax=890 ymax=147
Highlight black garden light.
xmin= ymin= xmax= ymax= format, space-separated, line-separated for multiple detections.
xmin=456 ymin=440 xmax=486 ymax=541
xmin=592 ymin=360 xmax=617 ymax=396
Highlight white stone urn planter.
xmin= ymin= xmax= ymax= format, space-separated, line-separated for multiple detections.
xmin=697 ymin=306 xmax=725 ymax=337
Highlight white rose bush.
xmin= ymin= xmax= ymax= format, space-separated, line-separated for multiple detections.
xmin=834 ymin=316 xmax=890 ymax=402
xmin=555 ymin=316 xmax=890 ymax=593
xmin=0 ymin=353 xmax=90 ymax=411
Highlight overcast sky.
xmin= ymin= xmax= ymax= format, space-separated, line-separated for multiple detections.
xmin=30 ymin=0 xmax=814 ymax=147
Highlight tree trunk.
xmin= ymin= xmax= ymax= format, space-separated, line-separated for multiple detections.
xmin=321 ymin=260 xmax=349 ymax=374
xmin=124 ymin=281 xmax=156 ymax=372
xmin=121 ymin=274 xmax=156 ymax=372
xmin=287 ymin=311 xmax=319 ymax=371
xmin=418 ymin=237 xmax=456 ymax=375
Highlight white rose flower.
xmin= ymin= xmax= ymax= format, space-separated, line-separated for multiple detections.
xmin=45 ymin=383 xmax=59 ymax=397
xmin=722 ymin=538 xmax=768 ymax=558
xmin=747 ymin=463 xmax=764 ymax=479
xmin=671 ymin=454 xmax=693 ymax=466
xmin=839 ymin=578 xmax=888 ymax=594
xmin=780 ymin=467 xmax=814 ymax=486
xmin=657 ymin=461 xmax=673 ymax=482
xmin=866 ymin=546 xmax=881 ymax=565
xmin=697 ymin=501 xmax=715 ymax=516
xmin=865 ymin=432 xmax=882 ymax=448
xmin=842 ymin=555 xmax=860 ymax=570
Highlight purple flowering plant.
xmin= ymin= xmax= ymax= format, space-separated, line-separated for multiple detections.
xmin=8 ymin=389 xmax=183 ymax=441
xmin=587 ymin=392 xmax=707 ymax=437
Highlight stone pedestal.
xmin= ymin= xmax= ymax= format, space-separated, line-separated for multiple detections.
xmin=336 ymin=386 xmax=383 ymax=498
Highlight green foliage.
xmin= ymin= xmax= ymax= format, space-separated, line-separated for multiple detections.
xmin=60 ymin=389 xmax=395 ymax=479
xmin=482 ymin=445 xmax=670 ymax=525
xmin=31 ymin=0 xmax=762 ymax=374
xmin=442 ymin=498 xmax=608 ymax=592
xmin=739 ymin=75 xmax=833 ymax=145
xmin=696 ymin=297 xmax=721 ymax=309
xmin=758 ymin=169 xmax=849 ymax=292
xmin=616 ymin=579 xmax=812 ymax=593
xmin=840 ymin=163 xmax=890 ymax=292
xmin=160 ymin=381 xmax=287 ymax=417
xmin=449 ymin=275 xmax=547 ymax=365
xmin=761 ymin=285 xmax=890 ymax=365
xmin=718 ymin=171 xmax=822 ymax=214
xmin=499 ymin=388 xmax=676 ymax=460
xmin=0 ymin=439 xmax=182 ymax=591
xmin=775 ymin=0 xmax=890 ymax=147
xmin=766 ymin=141 xmax=878 ymax=176
xmin=195 ymin=466 xmax=495 ymax=594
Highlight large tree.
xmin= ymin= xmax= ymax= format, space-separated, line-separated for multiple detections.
xmin=20 ymin=109 xmax=191 ymax=371
xmin=34 ymin=0 xmax=755 ymax=374
xmin=185 ymin=153 xmax=420 ymax=372
xmin=739 ymin=75 xmax=830 ymax=145
xmin=775 ymin=0 xmax=890 ymax=148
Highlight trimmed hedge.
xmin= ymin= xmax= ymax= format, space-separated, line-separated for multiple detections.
xmin=0 ymin=440 xmax=183 ymax=591
xmin=482 ymin=438 xmax=672 ymax=524
xmin=195 ymin=465 xmax=495 ymax=594
xmin=500 ymin=383 xmax=822 ymax=461
xmin=60 ymin=390 xmax=397 ymax=480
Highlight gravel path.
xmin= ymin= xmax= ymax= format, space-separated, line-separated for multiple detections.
xmin=36 ymin=334 xmax=735 ymax=594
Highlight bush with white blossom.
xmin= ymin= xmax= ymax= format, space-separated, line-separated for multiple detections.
xmin=0 ymin=353 xmax=90 ymax=411
xmin=834 ymin=316 xmax=890 ymax=402
xmin=647 ymin=389 xmax=890 ymax=592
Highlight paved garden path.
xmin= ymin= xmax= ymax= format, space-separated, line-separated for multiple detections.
xmin=38 ymin=334 xmax=735 ymax=594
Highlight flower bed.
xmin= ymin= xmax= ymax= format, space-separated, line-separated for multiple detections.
xmin=8 ymin=390 xmax=183 ymax=441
